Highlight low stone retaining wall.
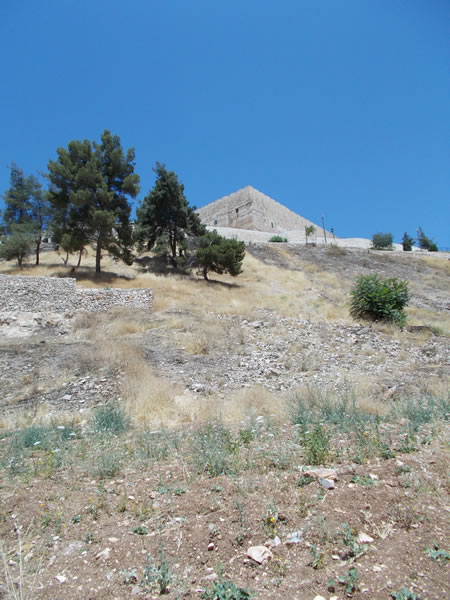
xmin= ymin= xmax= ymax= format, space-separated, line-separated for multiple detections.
xmin=0 ymin=274 xmax=153 ymax=313
xmin=76 ymin=287 xmax=153 ymax=312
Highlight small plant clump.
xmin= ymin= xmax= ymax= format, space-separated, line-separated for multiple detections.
xmin=300 ymin=423 xmax=331 ymax=465
xmin=201 ymin=579 xmax=253 ymax=599
xmin=391 ymin=588 xmax=422 ymax=600
xmin=350 ymin=273 xmax=409 ymax=327
xmin=142 ymin=551 xmax=172 ymax=595
xmin=425 ymin=543 xmax=450 ymax=563
xmin=269 ymin=235 xmax=288 ymax=243
xmin=91 ymin=403 xmax=130 ymax=434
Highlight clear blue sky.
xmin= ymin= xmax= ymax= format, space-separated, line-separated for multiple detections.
xmin=1 ymin=0 xmax=448 ymax=247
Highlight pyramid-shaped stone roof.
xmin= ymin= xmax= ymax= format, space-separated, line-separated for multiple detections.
xmin=198 ymin=186 xmax=321 ymax=234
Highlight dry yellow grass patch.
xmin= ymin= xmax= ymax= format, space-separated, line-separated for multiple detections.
xmin=405 ymin=306 xmax=450 ymax=336
xmin=0 ymin=402 xmax=83 ymax=430
xmin=422 ymin=255 xmax=450 ymax=276
xmin=222 ymin=386 xmax=289 ymax=424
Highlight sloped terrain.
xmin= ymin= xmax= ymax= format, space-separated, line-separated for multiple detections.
xmin=0 ymin=246 xmax=448 ymax=599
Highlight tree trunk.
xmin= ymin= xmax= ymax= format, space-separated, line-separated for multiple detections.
xmin=203 ymin=267 xmax=208 ymax=280
xmin=77 ymin=248 xmax=83 ymax=268
xmin=95 ymin=238 xmax=102 ymax=273
xmin=35 ymin=236 xmax=41 ymax=265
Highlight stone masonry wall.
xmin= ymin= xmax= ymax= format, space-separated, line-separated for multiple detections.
xmin=0 ymin=274 xmax=153 ymax=313
xmin=198 ymin=186 xmax=329 ymax=235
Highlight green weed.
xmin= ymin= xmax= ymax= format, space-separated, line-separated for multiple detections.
xmin=201 ymin=579 xmax=252 ymax=599
xmin=91 ymin=403 xmax=129 ymax=434
xmin=425 ymin=543 xmax=449 ymax=563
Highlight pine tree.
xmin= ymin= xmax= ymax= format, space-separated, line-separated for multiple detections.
xmin=401 ymin=232 xmax=415 ymax=252
xmin=135 ymin=163 xmax=205 ymax=265
xmin=1 ymin=163 xmax=50 ymax=265
xmin=47 ymin=131 xmax=140 ymax=272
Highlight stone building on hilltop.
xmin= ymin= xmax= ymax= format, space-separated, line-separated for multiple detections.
xmin=198 ymin=186 xmax=325 ymax=236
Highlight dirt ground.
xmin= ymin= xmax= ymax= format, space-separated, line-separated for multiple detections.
xmin=0 ymin=245 xmax=449 ymax=599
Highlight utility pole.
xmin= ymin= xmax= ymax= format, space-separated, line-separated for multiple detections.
xmin=322 ymin=215 xmax=327 ymax=244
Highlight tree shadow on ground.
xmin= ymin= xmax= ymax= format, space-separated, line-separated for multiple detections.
xmin=134 ymin=255 xmax=192 ymax=278
xmin=54 ymin=269 xmax=134 ymax=284
xmin=192 ymin=278 xmax=241 ymax=289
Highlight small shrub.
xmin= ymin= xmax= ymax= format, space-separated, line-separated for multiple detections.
xmin=309 ymin=544 xmax=325 ymax=569
xmin=337 ymin=523 xmax=366 ymax=559
xmin=338 ymin=567 xmax=359 ymax=594
xmin=142 ymin=551 xmax=172 ymax=594
xmin=301 ymin=423 xmax=331 ymax=465
xmin=425 ymin=543 xmax=450 ymax=563
xmin=269 ymin=235 xmax=288 ymax=243
xmin=372 ymin=232 xmax=393 ymax=250
xmin=201 ymin=580 xmax=252 ymax=599
xmin=192 ymin=423 xmax=239 ymax=477
xmin=91 ymin=403 xmax=129 ymax=434
xmin=391 ymin=588 xmax=421 ymax=600
xmin=350 ymin=274 xmax=409 ymax=326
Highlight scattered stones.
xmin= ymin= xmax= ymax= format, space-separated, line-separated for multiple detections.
xmin=55 ymin=575 xmax=67 ymax=584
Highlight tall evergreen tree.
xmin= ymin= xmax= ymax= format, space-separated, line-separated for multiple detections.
xmin=135 ymin=163 xmax=205 ymax=265
xmin=1 ymin=163 xmax=50 ymax=265
xmin=47 ymin=130 xmax=140 ymax=272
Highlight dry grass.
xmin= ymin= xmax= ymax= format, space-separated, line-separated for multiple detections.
xmin=223 ymin=386 xmax=289 ymax=424
xmin=405 ymin=306 xmax=450 ymax=336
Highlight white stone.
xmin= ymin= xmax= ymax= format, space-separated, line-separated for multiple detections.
xmin=357 ymin=533 xmax=374 ymax=544
xmin=319 ymin=477 xmax=335 ymax=489
xmin=247 ymin=545 xmax=273 ymax=564
xmin=95 ymin=547 xmax=111 ymax=560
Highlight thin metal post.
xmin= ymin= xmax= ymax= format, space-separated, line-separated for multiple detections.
xmin=322 ymin=215 xmax=327 ymax=244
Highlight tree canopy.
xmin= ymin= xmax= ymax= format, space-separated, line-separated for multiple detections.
xmin=194 ymin=230 xmax=245 ymax=280
xmin=417 ymin=227 xmax=438 ymax=252
xmin=1 ymin=163 xmax=50 ymax=264
xmin=135 ymin=163 xmax=205 ymax=265
xmin=47 ymin=130 xmax=140 ymax=272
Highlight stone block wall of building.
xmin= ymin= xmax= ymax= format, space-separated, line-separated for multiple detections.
xmin=198 ymin=186 xmax=328 ymax=235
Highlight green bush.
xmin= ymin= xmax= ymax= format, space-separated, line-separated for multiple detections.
xmin=269 ymin=235 xmax=288 ymax=242
xmin=91 ymin=403 xmax=129 ymax=434
xmin=372 ymin=232 xmax=393 ymax=250
xmin=350 ymin=274 xmax=409 ymax=326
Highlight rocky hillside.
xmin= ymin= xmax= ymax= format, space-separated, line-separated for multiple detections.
xmin=0 ymin=245 xmax=448 ymax=599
